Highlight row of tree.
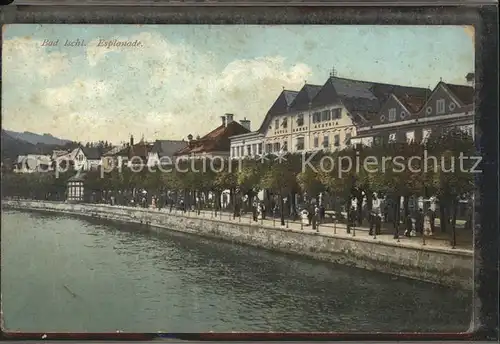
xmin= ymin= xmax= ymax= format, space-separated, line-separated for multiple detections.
xmin=2 ymin=129 xmax=475 ymax=238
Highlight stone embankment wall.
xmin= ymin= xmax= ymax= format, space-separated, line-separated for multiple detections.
xmin=3 ymin=200 xmax=473 ymax=289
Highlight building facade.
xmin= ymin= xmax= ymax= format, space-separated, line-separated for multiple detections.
xmin=351 ymin=81 xmax=474 ymax=146
xmin=175 ymin=114 xmax=251 ymax=160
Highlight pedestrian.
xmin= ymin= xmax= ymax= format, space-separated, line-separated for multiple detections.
xmin=312 ymin=205 xmax=319 ymax=231
xmin=319 ymin=204 xmax=326 ymax=222
xmin=368 ymin=211 xmax=375 ymax=235
xmin=416 ymin=208 xmax=424 ymax=234
xmin=252 ymin=200 xmax=258 ymax=222
xmin=404 ymin=213 xmax=413 ymax=237
xmin=429 ymin=208 xmax=436 ymax=234
xmin=375 ymin=213 xmax=382 ymax=235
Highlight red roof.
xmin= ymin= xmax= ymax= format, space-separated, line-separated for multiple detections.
xmin=174 ymin=121 xmax=250 ymax=156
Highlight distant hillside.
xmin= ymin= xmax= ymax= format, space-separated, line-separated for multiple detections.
xmin=1 ymin=130 xmax=78 ymax=163
xmin=4 ymin=129 xmax=72 ymax=146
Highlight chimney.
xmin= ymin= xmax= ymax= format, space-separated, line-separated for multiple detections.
xmin=220 ymin=115 xmax=226 ymax=127
xmin=239 ymin=117 xmax=251 ymax=131
xmin=130 ymin=135 xmax=134 ymax=146
xmin=225 ymin=113 xmax=234 ymax=125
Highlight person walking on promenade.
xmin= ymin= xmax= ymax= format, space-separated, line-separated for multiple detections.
xmin=259 ymin=202 xmax=266 ymax=220
xmin=404 ymin=213 xmax=413 ymax=237
xmin=312 ymin=205 xmax=319 ymax=231
xmin=252 ymin=200 xmax=258 ymax=222
xmin=319 ymin=204 xmax=326 ymax=223
xmin=429 ymin=208 xmax=436 ymax=235
xmin=375 ymin=212 xmax=382 ymax=235
xmin=368 ymin=211 xmax=375 ymax=236
xmin=307 ymin=204 xmax=314 ymax=226
xmin=415 ymin=208 xmax=424 ymax=234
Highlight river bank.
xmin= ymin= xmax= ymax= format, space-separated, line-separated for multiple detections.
xmin=2 ymin=200 xmax=473 ymax=289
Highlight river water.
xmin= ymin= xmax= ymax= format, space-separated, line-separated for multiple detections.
xmin=1 ymin=210 xmax=471 ymax=333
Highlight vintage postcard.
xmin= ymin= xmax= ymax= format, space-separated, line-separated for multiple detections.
xmin=2 ymin=24 xmax=475 ymax=333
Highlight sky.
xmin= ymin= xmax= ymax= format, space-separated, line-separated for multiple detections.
xmin=2 ymin=24 xmax=474 ymax=144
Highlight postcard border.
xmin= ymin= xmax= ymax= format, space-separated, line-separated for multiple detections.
xmin=0 ymin=3 xmax=498 ymax=341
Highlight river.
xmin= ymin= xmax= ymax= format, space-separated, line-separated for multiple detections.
xmin=1 ymin=210 xmax=471 ymax=333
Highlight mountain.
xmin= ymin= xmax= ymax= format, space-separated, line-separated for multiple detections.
xmin=1 ymin=130 xmax=77 ymax=163
xmin=3 ymin=130 xmax=72 ymax=146
xmin=1 ymin=130 xmax=36 ymax=162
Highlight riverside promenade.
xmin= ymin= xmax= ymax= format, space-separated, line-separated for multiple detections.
xmin=174 ymin=207 xmax=473 ymax=253
xmin=3 ymin=200 xmax=473 ymax=289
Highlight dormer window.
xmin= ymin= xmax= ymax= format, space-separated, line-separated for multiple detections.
xmin=275 ymin=119 xmax=279 ymax=128
xmin=282 ymin=118 xmax=288 ymax=129
xmin=332 ymin=108 xmax=342 ymax=119
xmin=388 ymin=108 xmax=396 ymax=122
xmin=321 ymin=110 xmax=331 ymax=122
xmin=312 ymin=112 xmax=321 ymax=123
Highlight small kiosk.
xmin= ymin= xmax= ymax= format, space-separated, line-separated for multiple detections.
xmin=66 ymin=173 xmax=87 ymax=203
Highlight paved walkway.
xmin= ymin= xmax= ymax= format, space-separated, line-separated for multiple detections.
xmin=149 ymin=206 xmax=472 ymax=254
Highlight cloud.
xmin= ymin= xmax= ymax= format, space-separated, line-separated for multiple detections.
xmin=40 ymin=78 xmax=113 ymax=112
xmin=2 ymin=36 xmax=70 ymax=80
xmin=4 ymin=30 xmax=313 ymax=143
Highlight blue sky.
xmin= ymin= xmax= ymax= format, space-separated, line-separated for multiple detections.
xmin=2 ymin=24 xmax=474 ymax=144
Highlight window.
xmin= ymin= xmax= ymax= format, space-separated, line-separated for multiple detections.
xmin=313 ymin=136 xmax=319 ymax=148
xmin=252 ymin=144 xmax=257 ymax=155
xmin=374 ymin=136 xmax=382 ymax=146
xmin=258 ymin=143 xmax=263 ymax=154
xmin=323 ymin=135 xmax=330 ymax=147
xmin=388 ymin=133 xmax=396 ymax=142
xmin=437 ymin=99 xmax=445 ymax=114
xmin=321 ymin=110 xmax=330 ymax=122
xmin=266 ymin=143 xmax=272 ymax=153
xmin=247 ymin=145 xmax=251 ymax=156
xmin=345 ymin=132 xmax=352 ymax=145
xmin=296 ymin=137 xmax=305 ymax=151
xmin=449 ymin=102 xmax=456 ymax=111
xmin=275 ymin=119 xmax=280 ymax=128
xmin=406 ymin=131 xmax=415 ymax=143
xmin=282 ymin=141 xmax=288 ymax=151
xmin=231 ymin=147 xmax=236 ymax=157
xmin=388 ymin=108 xmax=396 ymax=121
xmin=333 ymin=134 xmax=340 ymax=147
xmin=332 ymin=108 xmax=342 ymax=119
xmin=425 ymin=106 xmax=432 ymax=115
xmin=422 ymin=129 xmax=431 ymax=143
xmin=296 ymin=114 xmax=304 ymax=126
xmin=282 ymin=118 xmax=288 ymax=129
xmin=380 ymin=115 xmax=386 ymax=122
xmin=312 ymin=112 xmax=321 ymax=123
xmin=273 ymin=142 xmax=280 ymax=152
xmin=400 ymin=111 xmax=406 ymax=119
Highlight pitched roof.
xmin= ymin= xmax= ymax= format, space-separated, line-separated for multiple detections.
xmin=257 ymin=89 xmax=299 ymax=133
xmin=396 ymin=93 xmax=428 ymax=112
xmin=316 ymin=76 xmax=431 ymax=115
xmin=444 ymin=83 xmax=474 ymax=105
xmin=129 ymin=142 xmax=153 ymax=159
xmin=81 ymin=146 xmax=101 ymax=160
xmin=289 ymin=84 xmax=322 ymax=111
xmin=103 ymin=145 xmax=129 ymax=157
xmin=151 ymin=140 xmax=188 ymax=157
xmin=175 ymin=120 xmax=250 ymax=156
